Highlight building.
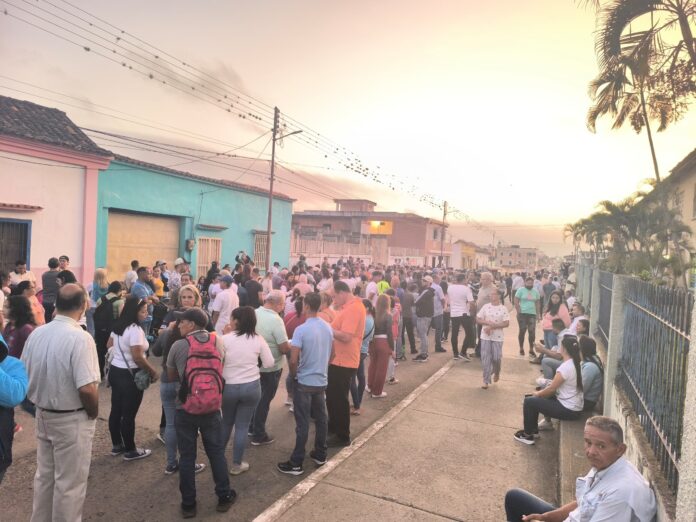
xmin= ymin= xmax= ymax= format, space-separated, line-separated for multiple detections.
xmin=0 ymin=96 xmax=112 ymax=281
xmin=475 ymin=245 xmax=493 ymax=269
xmin=496 ymin=245 xmax=539 ymax=272
xmin=97 ymin=155 xmax=294 ymax=280
xmin=291 ymin=199 xmax=452 ymax=267
xmin=662 ymin=147 xmax=696 ymax=243
xmin=451 ymin=240 xmax=476 ymax=270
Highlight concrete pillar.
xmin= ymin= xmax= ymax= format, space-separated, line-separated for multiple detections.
xmin=602 ymin=275 xmax=627 ymax=415
xmin=676 ymin=304 xmax=696 ymax=519
xmin=589 ymin=268 xmax=600 ymax=326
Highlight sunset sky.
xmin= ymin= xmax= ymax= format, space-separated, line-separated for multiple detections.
xmin=2 ymin=0 xmax=695 ymax=255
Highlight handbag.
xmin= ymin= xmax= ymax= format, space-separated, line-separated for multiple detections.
xmin=104 ymin=345 xmax=115 ymax=387
xmin=116 ymin=336 xmax=151 ymax=391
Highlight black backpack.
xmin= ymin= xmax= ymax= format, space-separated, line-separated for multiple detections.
xmin=94 ymin=296 xmax=119 ymax=334
xmin=415 ymin=288 xmax=435 ymax=318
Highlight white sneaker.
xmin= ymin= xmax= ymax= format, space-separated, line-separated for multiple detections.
xmin=371 ymin=392 xmax=388 ymax=398
xmin=538 ymin=418 xmax=555 ymax=431
xmin=536 ymin=376 xmax=551 ymax=388
xmin=284 ymin=398 xmax=293 ymax=406
xmin=289 ymin=404 xmax=294 ymax=413
xmin=229 ymin=461 xmax=250 ymax=475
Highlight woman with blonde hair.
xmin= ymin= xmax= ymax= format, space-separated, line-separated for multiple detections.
xmin=86 ymin=267 xmax=109 ymax=336
xmin=317 ymin=292 xmax=335 ymax=323
xmin=367 ymin=294 xmax=394 ymax=398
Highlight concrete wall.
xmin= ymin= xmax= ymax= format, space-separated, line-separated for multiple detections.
xmin=96 ymin=161 xmax=293 ymax=271
xmin=0 ymin=152 xmax=86 ymax=280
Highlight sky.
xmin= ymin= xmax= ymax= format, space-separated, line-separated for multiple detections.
xmin=2 ymin=0 xmax=695 ymax=256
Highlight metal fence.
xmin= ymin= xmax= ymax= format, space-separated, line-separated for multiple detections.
xmin=596 ymin=271 xmax=613 ymax=349
xmin=618 ymin=277 xmax=693 ymax=495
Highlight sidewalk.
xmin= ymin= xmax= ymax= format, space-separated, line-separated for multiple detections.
xmin=260 ymin=324 xmax=559 ymax=521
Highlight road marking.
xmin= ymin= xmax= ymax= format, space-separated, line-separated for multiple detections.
xmin=253 ymin=359 xmax=455 ymax=522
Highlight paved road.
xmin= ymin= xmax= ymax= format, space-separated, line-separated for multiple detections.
xmin=265 ymin=321 xmax=559 ymax=521
xmin=1 ymin=331 xmax=455 ymax=520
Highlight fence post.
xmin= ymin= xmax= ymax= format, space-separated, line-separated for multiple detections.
xmin=676 ymin=305 xmax=696 ymax=520
xmin=589 ymin=269 xmax=600 ymax=325
xmin=603 ymin=275 xmax=627 ymax=414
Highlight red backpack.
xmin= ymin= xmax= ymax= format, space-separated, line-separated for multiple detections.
xmin=179 ymin=331 xmax=225 ymax=415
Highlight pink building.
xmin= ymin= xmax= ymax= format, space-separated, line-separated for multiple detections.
xmin=0 ymin=96 xmax=112 ymax=283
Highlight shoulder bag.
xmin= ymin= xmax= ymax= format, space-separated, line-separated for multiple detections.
xmin=116 ymin=335 xmax=151 ymax=391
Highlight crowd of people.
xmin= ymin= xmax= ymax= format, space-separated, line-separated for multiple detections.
xmin=0 ymin=254 xmax=657 ymax=520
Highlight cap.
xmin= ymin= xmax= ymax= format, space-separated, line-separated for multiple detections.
xmin=59 ymin=254 xmax=70 ymax=261
xmin=174 ymin=257 xmax=189 ymax=266
xmin=156 ymin=259 xmax=167 ymax=266
xmin=423 ymin=275 xmax=433 ymax=284
xmin=173 ymin=308 xmax=209 ymax=327
xmin=221 ymin=275 xmax=234 ymax=285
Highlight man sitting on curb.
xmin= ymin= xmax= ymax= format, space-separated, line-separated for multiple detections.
xmin=504 ymin=416 xmax=656 ymax=521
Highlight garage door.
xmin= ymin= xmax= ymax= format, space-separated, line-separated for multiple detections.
xmin=106 ymin=211 xmax=180 ymax=279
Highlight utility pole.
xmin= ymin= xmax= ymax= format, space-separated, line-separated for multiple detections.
xmin=264 ymin=107 xmax=302 ymax=274
xmin=439 ymin=200 xmax=447 ymax=268
xmin=265 ymin=107 xmax=280 ymax=274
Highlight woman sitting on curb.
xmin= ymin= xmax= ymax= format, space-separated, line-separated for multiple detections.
xmin=514 ymin=335 xmax=584 ymax=445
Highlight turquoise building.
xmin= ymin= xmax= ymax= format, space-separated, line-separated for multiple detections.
xmin=96 ymin=155 xmax=293 ymax=279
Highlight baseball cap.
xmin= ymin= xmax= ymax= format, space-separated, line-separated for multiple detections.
xmin=156 ymin=259 xmax=167 ymax=266
xmin=174 ymin=257 xmax=189 ymax=266
xmin=173 ymin=308 xmax=209 ymax=327
xmin=221 ymin=275 xmax=234 ymax=285
xmin=423 ymin=275 xmax=434 ymax=284
xmin=59 ymin=254 xmax=70 ymax=261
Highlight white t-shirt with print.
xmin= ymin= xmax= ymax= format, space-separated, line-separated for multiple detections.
xmin=556 ymin=359 xmax=584 ymax=411
xmin=110 ymin=324 xmax=147 ymax=369
xmin=476 ymin=303 xmax=510 ymax=342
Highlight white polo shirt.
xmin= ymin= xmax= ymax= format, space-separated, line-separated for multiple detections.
xmin=21 ymin=315 xmax=100 ymax=410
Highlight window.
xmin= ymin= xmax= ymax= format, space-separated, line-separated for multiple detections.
xmin=253 ymin=232 xmax=269 ymax=268
xmin=433 ymin=228 xmax=439 ymax=240
xmin=673 ymin=189 xmax=684 ymax=214
xmin=0 ymin=219 xmax=30 ymax=273
xmin=196 ymin=237 xmax=222 ymax=280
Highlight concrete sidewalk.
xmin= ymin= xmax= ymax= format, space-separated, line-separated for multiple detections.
xmin=261 ymin=327 xmax=559 ymax=521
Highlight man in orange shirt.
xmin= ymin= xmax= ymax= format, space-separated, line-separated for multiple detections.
xmin=327 ymin=281 xmax=366 ymax=447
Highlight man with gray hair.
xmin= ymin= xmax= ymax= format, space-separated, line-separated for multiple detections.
xmin=250 ymin=290 xmax=290 ymax=446
xmin=504 ymin=415 xmax=656 ymax=521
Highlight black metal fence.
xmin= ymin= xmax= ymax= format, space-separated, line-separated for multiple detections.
xmin=596 ymin=271 xmax=613 ymax=349
xmin=618 ymin=277 xmax=693 ymax=495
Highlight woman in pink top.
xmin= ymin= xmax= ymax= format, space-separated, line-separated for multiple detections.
xmin=541 ymin=290 xmax=571 ymax=350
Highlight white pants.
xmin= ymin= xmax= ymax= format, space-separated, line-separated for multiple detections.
xmin=31 ymin=409 xmax=96 ymax=522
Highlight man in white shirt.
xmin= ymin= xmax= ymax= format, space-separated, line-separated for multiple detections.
xmin=448 ymin=272 xmax=475 ymax=361
xmin=124 ymin=259 xmax=139 ymax=291
xmin=9 ymin=259 xmax=36 ymax=288
xmin=211 ymin=275 xmax=239 ymax=335
xmin=568 ymin=303 xmax=587 ymax=334
xmin=505 ymin=416 xmax=656 ymax=522
xmin=511 ymin=272 xmax=524 ymax=295
xmin=21 ymin=284 xmax=100 ymax=522
xmin=365 ymin=271 xmax=380 ymax=306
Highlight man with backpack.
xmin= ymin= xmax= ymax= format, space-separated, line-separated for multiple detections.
xmin=413 ymin=276 xmax=435 ymax=362
xmin=166 ymin=308 xmax=235 ymax=518
xmin=93 ymin=281 xmax=123 ymax=378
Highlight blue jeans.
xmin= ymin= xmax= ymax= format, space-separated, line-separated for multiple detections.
xmin=290 ymin=383 xmax=328 ymax=465
xmin=175 ymin=410 xmax=232 ymax=509
xmin=431 ymin=314 xmax=443 ymax=350
xmin=285 ymin=354 xmax=295 ymax=398
xmin=221 ymin=380 xmax=261 ymax=465
xmin=350 ymin=353 xmax=368 ymax=409
xmin=416 ymin=317 xmax=430 ymax=355
xmin=543 ymin=329 xmax=558 ymax=350
xmin=160 ymin=381 xmax=178 ymax=467
xmin=251 ymin=369 xmax=282 ymax=441
xmin=504 ymin=488 xmax=556 ymax=522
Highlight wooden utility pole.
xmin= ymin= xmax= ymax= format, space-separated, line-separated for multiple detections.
xmin=265 ymin=106 xmax=280 ymax=273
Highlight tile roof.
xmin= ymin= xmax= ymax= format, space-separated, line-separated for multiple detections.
xmin=112 ymin=154 xmax=295 ymax=202
xmin=0 ymin=202 xmax=43 ymax=211
xmin=0 ymin=95 xmax=111 ymax=156
xmin=669 ymin=147 xmax=696 ymax=181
